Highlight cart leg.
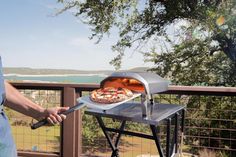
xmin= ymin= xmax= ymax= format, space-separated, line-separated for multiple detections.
xmin=95 ymin=116 xmax=126 ymax=157
xmin=150 ymin=125 xmax=164 ymax=157
xmin=111 ymin=149 xmax=119 ymax=157
xmin=168 ymin=113 xmax=180 ymax=157
xmin=180 ymin=109 xmax=185 ymax=157
xmin=170 ymin=113 xmax=179 ymax=156
xmin=96 ymin=116 xmax=117 ymax=156
xmin=115 ymin=121 xmax=126 ymax=147
xmin=166 ymin=118 xmax=171 ymax=157
xmin=175 ymin=113 xmax=179 ymax=154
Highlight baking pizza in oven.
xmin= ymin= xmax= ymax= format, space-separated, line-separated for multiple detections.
xmin=90 ymin=87 xmax=133 ymax=104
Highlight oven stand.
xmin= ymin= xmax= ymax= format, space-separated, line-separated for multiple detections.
xmin=95 ymin=110 xmax=185 ymax=157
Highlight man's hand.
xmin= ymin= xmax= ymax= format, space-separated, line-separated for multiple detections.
xmin=4 ymin=81 xmax=70 ymax=126
xmin=42 ymin=107 xmax=69 ymax=125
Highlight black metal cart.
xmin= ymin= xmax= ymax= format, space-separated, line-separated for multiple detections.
xmin=85 ymin=102 xmax=185 ymax=157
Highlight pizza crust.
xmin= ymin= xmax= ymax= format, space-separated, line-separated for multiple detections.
xmin=90 ymin=87 xmax=133 ymax=104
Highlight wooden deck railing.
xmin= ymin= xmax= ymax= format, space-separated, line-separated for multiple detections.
xmin=10 ymin=82 xmax=236 ymax=157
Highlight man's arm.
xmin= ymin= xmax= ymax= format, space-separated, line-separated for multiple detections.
xmin=4 ymin=81 xmax=69 ymax=124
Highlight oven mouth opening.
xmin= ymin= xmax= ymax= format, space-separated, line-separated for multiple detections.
xmin=101 ymin=77 xmax=145 ymax=93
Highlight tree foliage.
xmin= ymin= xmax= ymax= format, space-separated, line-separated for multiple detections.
xmin=57 ymin=0 xmax=236 ymax=86
xmin=144 ymin=0 xmax=236 ymax=86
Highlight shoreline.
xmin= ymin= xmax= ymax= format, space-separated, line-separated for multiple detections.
xmin=4 ymin=73 xmax=108 ymax=77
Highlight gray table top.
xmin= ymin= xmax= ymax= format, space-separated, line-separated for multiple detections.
xmin=85 ymin=103 xmax=185 ymax=125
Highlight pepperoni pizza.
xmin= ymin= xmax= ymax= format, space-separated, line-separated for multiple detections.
xmin=90 ymin=87 xmax=133 ymax=104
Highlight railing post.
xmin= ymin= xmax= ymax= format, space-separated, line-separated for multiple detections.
xmin=62 ymin=86 xmax=82 ymax=157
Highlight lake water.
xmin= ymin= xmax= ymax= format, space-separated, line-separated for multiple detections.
xmin=4 ymin=74 xmax=106 ymax=84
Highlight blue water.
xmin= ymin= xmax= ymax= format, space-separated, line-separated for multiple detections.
xmin=4 ymin=75 xmax=106 ymax=84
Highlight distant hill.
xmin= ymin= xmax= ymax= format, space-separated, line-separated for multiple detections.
xmin=3 ymin=67 xmax=149 ymax=75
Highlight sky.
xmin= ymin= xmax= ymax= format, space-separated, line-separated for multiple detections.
xmin=0 ymin=0 xmax=154 ymax=71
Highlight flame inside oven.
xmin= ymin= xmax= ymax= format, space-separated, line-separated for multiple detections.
xmin=102 ymin=77 xmax=145 ymax=93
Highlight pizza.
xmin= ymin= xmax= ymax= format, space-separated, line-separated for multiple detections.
xmin=90 ymin=87 xmax=133 ymax=104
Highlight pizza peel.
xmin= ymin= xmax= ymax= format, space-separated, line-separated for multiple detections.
xmin=31 ymin=93 xmax=140 ymax=130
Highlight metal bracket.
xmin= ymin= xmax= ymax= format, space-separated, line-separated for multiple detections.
xmin=141 ymin=94 xmax=148 ymax=118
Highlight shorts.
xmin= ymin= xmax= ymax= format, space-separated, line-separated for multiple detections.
xmin=0 ymin=112 xmax=17 ymax=157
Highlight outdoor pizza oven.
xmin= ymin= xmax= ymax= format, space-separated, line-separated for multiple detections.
xmin=100 ymin=71 xmax=170 ymax=118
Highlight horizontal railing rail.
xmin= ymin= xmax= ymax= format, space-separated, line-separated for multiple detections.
xmin=12 ymin=82 xmax=236 ymax=95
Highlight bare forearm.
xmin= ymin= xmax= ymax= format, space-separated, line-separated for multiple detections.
xmin=4 ymin=81 xmax=45 ymax=120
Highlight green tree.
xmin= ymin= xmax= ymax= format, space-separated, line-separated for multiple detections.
xmin=57 ymin=0 xmax=235 ymax=75
xmin=144 ymin=1 xmax=236 ymax=86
